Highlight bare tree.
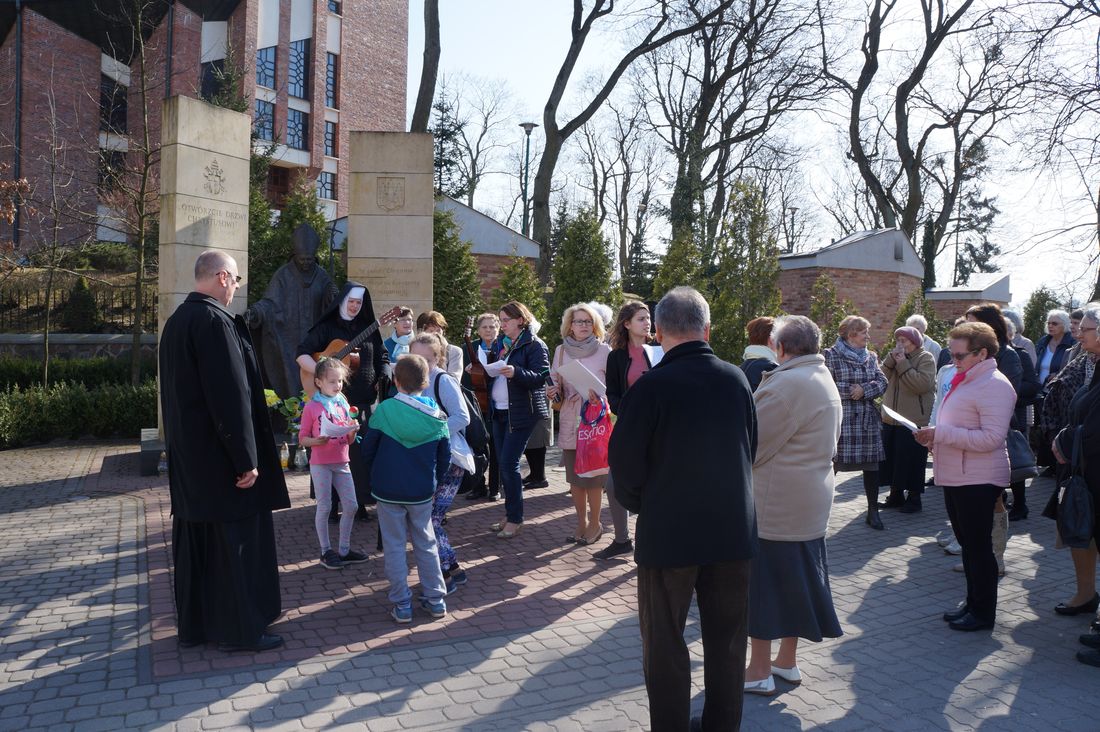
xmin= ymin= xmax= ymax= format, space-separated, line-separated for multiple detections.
xmin=529 ymin=0 xmax=740 ymax=281
xmin=410 ymin=0 xmax=440 ymax=133
xmin=450 ymin=76 xmax=517 ymax=208
xmin=641 ymin=0 xmax=828 ymax=263
xmin=822 ymin=0 xmax=1033 ymax=287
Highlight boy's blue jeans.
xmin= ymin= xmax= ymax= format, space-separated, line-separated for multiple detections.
xmin=376 ymin=500 xmax=446 ymax=606
xmin=492 ymin=412 xmax=535 ymax=524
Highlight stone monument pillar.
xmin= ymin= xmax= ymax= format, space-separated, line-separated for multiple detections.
xmin=146 ymin=96 xmax=250 ymax=471
xmin=158 ymin=95 xmax=251 ymax=329
xmin=347 ymin=132 xmax=434 ymax=317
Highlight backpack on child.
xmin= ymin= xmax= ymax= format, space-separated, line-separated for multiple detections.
xmin=433 ymin=372 xmax=489 ymax=465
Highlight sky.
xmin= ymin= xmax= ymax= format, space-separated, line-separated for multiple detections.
xmin=405 ymin=1 xmax=1098 ymax=309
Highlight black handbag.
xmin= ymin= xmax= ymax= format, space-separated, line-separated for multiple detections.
xmin=1058 ymin=427 xmax=1095 ymax=549
xmin=1008 ymin=428 xmax=1039 ymax=483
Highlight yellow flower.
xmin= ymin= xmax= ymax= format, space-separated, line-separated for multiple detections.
xmin=264 ymin=389 xmax=280 ymax=407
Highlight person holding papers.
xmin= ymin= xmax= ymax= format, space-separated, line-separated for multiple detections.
xmin=486 ymin=301 xmax=550 ymax=539
xmin=878 ymin=326 xmax=937 ymax=516
xmin=549 ymin=303 xmax=613 ymax=546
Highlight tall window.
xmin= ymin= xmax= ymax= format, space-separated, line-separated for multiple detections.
xmin=289 ymin=39 xmax=310 ymax=99
xmin=256 ymin=46 xmax=276 ymax=88
xmin=317 ymin=172 xmax=336 ymax=200
xmin=324 ymin=121 xmax=337 ymax=157
xmin=325 ymin=53 xmax=339 ymax=108
xmin=99 ymin=75 xmax=127 ymax=134
xmin=98 ymin=149 xmax=126 ymax=191
xmin=254 ymin=100 xmax=275 ymax=141
xmin=200 ymin=60 xmax=226 ymax=103
xmin=287 ymin=109 xmax=308 ymax=150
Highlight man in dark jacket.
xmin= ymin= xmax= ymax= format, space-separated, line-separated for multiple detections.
xmin=609 ymin=286 xmax=758 ymax=732
xmin=159 ymin=250 xmax=291 ymax=652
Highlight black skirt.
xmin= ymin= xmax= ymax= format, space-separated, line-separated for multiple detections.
xmin=748 ymin=537 xmax=843 ymax=642
xmin=172 ymin=512 xmax=282 ymax=646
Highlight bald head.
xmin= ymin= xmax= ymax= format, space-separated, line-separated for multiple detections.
xmin=195 ymin=250 xmax=236 ymax=282
xmin=194 ymin=250 xmax=241 ymax=307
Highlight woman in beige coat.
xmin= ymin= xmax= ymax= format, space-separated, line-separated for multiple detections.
xmin=548 ymin=303 xmax=612 ymax=545
xmin=744 ymin=316 xmax=844 ymax=696
xmin=878 ymin=326 xmax=937 ymax=516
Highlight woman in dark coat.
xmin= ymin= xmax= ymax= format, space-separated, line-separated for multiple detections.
xmin=740 ymin=316 xmax=779 ymax=392
xmin=1053 ymin=306 xmax=1100 ymax=666
xmin=486 ymin=301 xmax=551 ymax=539
xmin=296 ymin=282 xmax=389 ymax=515
xmin=823 ymin=315 xmax=888 ymax=529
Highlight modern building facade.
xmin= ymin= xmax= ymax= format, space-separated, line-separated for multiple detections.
xmin=0 ymin=0 xmax=407 ymax=251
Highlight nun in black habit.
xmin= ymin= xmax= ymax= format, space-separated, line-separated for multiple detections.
xmin=296 ymin=281 xmax=389 ymax=510
xmin=159 ymin=252 xmax=291 ymax=652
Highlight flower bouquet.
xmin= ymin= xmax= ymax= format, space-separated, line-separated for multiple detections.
xmin=264 ymin=389 xmax=306 ymax=438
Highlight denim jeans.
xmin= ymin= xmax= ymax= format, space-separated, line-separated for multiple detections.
xmin=492 ymin=411 xmax=535 ymax=524
xmin=376 ymin=500 xmax=446 ymax=606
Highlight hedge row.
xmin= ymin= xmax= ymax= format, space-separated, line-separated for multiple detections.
xmin=0 ymin=355 xmax=156 ymax=391
xmin=0 ymin=381 xmax=157 ymax=449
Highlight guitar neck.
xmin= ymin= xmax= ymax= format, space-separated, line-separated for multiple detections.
xmin=334 ymin=320 xmax=380 ymax=359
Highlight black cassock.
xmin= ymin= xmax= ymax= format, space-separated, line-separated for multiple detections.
xmin=160 ymin=293 xmax=291 ymax=646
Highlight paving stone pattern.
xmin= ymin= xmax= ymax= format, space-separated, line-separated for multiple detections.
xmin=0 ymin=441 xmax=1098 ymax=730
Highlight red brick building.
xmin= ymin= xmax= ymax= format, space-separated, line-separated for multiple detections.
xmin=0 ymin=0 xmax=407 ymax=251
xmin=925 ymin=273 xmax=1012 ymax=323
xmin=778 ymin=229 xmax=925 ymax=344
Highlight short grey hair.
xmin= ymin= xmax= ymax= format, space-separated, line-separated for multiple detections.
xmin=1004 ymin=317 xmax=1016 ymax=338
xmin=1082 ymin=306 xmax=1100 ymax=327
xmin=1047 ymin=309 xmax=1071 ymax=330
xmin=654 ymin=286 xmax=710 ymax=337
xmin=1003 ymin=309 xmax=1024 ymax=333
xmin=194 ymin=250 xmax=235 ymax=281
xmin=905 ymin=314 xmax=928 ymax=333
xmin=772 ymin=315 xmax=820 ymax=357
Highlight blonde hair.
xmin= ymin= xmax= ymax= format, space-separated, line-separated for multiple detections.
xmin=411 ymin=332 xmax=446 ymax=368
xmin=838 ymin=315 xmax=870 ymax=340
xmin=559 ymin=303 xmax=605 ymax=340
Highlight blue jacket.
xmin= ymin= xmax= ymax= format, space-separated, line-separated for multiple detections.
xmin=488 ymin=327 xmax=550 ymax=431
xmin=361 ymin=394 xmax=450 ymax=504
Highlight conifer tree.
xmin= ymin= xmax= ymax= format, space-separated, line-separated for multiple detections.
xmin=809 ymin=272 xmax=856 ymax=348
xmin=491 ymin=253 xmax=546 ymax=324
xmin=547 ymin=209 xmax=621 ymax=350
xmin=432 ymin=209 xmax=484 ymax=341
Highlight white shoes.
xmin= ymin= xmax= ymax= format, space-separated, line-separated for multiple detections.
xmin=936 ymin=531 xmax=954 ymax=547
xmin=744 ymin=676 xmax=776 ymax=695
xmin=944 ymin=540 xmax=962 ymax=555
xmin=771 ymin=664 xmax=802 ymax=685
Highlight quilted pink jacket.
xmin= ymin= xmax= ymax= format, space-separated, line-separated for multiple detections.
xmin=932 ymin=358 xmax=1016 ymax=488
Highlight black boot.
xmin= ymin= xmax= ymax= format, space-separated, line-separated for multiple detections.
xmin=899 ymin=492 xmax=923 ymax=513
xmin=863 ymin=470 xmax=884 ymax=529
xmin=1008 ymin=482 xmax=1028 ymax=520
xmin=866 ymin=509 xmax=885 ymax=530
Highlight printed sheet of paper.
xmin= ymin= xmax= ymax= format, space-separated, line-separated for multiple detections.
xmin=320 ymin=415 xmax=358 ymax=438
xmin=555 ymin=359 xmax=607 ymax=398
xmin=643 ymin=344 xmax=664 ymax=366
xmin=881 ymin=405 xmax=919 ymax=433
xmin=477 ymin=348 xmax=509 ymax=376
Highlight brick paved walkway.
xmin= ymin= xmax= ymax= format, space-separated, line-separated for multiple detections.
xmin=1 ymin=440 xmax=1098 ymax=730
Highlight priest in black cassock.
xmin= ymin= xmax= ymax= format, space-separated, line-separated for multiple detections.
xmin=159 ymin=249 xmax=291 ymax=652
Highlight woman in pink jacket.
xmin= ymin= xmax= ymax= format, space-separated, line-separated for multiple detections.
xmin=916 ymin=322 xmax=1016 ymax=632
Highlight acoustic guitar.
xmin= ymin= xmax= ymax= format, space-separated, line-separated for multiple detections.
xmin=464 ymin=315 xmax=490 ymax=413
xmin=300 ymin=306 xmax=402 ymax=397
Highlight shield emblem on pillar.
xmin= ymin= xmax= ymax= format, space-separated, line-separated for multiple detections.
xmin=377 ymin=177 xmax=406 ymax=212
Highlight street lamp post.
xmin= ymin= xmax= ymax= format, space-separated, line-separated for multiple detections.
xmin=787 ymin=206 xmax=799 ymax=252
xmin=519 ymin=122 xmax=538 ymax=238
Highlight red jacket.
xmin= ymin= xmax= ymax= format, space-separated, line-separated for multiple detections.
xmin=932 ymin=358 xmax=1016 ymax=487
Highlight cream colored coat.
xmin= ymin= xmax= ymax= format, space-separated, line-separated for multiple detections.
xmin=551 ymin=342 xmax=612 ymax=450
xmin=752 ymin=354 xmax=843 ymax=541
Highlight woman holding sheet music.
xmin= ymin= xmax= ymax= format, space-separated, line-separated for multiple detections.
xmin=549 ymin=303 xmax=612 ymax=546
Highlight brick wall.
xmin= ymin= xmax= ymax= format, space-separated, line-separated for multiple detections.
xmin=2 ymin=10 xmax=100 ymax=252
xmin=778 ymin=266 xmax=923 ymax=345
xmin=927 ymin=298 xmax=1009 ymax=324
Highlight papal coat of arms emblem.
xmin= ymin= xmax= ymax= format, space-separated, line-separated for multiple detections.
xmin=203 ymin=159 xmax=226 ymax=196
xmin=377 ymin=177 xmax=406 ymax=211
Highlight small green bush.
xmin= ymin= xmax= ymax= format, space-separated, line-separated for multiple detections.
xmin=60 ymin=277 xmax=101 ymax=332
xmin=0 ymin=380 xmax=157 ymax=449
xmin=0 ymin=355 xmax=157 ymax=390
